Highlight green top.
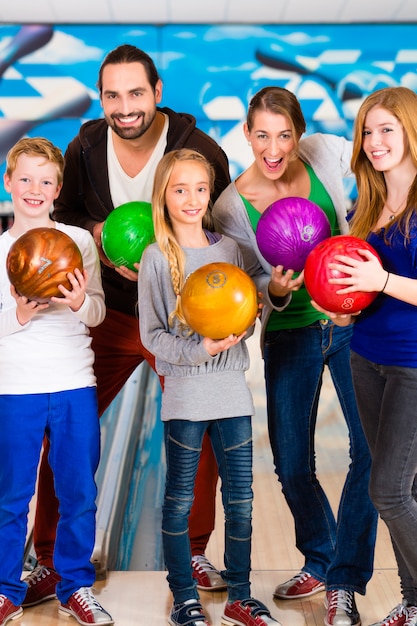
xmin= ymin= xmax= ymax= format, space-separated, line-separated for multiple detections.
xmin=243 ymin=162 xmax=340 ymax=330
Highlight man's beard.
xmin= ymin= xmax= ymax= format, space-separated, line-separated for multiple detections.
xmin=107 ymin=110 xmax=156 ymax=140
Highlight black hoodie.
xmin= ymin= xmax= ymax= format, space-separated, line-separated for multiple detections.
xmin=53 ymin=107 xmax=231 ymax=316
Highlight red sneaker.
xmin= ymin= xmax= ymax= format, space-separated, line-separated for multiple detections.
xmin=59 ymin=587 xmax=113 ymax=625
xmin=191 ymin=554 xmax=227 ymax=591
xmin=369 ymin=604 xmax=410 ymax=626
xmin=273 ymin=571 xmax=325 ymax=599
xmin=0 ymin=595 xmax=23 ymax=626
xmin=22 ymin=565 xmax=61 ymax=607
xmin=222 ymin=598 xmax=280 ymax=626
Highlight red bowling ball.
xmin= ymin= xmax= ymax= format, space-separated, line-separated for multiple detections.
xmin=304 ymin=235 xmax=382 ymax=314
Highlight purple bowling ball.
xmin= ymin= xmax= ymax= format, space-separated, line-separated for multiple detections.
xmin=256 ymin=196 xmax=331 ymax=272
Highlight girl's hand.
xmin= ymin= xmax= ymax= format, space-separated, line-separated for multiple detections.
xmin=310 ymin=299 xmax=356 ymax=327
xmin=11 ymin=285 xmax=49 ymax=325
xmin=268 ymin=265 xmax=304 ymax=298
xmin=203 ymin=331 xmax=247 ymax=357
xmin=329 ymin=250 xmax=387 ymax=294
xmin=50 ymin=267 xmax=88 ymax=312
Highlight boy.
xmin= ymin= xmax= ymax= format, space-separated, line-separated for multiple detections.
xmin=0 ymin=137 xmax=113 ymax=626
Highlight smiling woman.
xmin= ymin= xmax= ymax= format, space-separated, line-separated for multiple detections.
xmin=212 ymin=85 xmax=378 ymax=626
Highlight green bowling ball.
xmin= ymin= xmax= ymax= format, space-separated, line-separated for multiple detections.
xmin=101 ymin=201 xmax=155 ymax=271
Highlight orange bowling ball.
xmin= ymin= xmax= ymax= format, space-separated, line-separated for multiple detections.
xmin=181 ymin=262 xmax=258 ymax=339
xmin=7 ymin=227 xmax=84 ymax=303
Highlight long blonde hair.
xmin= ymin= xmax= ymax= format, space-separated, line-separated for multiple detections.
xmin=151 ymin=148 xmax=215 ymax=328
xmin=350 ymin=86 xmax=417 ymax=240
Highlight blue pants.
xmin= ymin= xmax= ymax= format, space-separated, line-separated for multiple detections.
xmin=264 ymin=321 xmax=378 ymax=594
xmin=351 ymin=351 xmax=417 ymax=605
xmin=162 ymin=416 xmax=253 ymax=605
xmin=0 ymin=388 xmax=99 ymax=605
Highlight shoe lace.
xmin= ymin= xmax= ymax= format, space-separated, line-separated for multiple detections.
xmin=0 ymin=595 xmax=7 ymax=607
xmin=405 ymin=606 xmax=417 ymax=626
xmin=191 ymin=555 xmax=217 ymax=574
xmin=26 ymin=566 xmax=51 ymax=587
xmin=378 ymin=604 xmax=408 ymax=625
xmin=73 ymin=587 xmax=102 ymax=613
xmin=328 ymin=590 xmax=354 ymax=612
xmin=290 ymin=571 xmax=311 ymax=584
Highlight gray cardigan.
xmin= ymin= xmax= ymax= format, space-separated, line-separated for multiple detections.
xmin=212 ymin=133 xmax=353 ymax=351
xmin=138 ymin=235 xmax=255 ymax=421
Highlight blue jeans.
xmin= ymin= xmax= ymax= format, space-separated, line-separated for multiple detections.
xmin=0 ymin=389 xmax=99 ymax=605
xmin=264 ymin=321 xmax=377 ymax=594
xmin=351 ymin=351 xmax=417 ymax=605
xmin=162 ymin=416 xmax=253 ymax=605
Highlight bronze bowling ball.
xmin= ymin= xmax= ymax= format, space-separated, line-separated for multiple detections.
xmin=6 ymin=227 xmax=83 ymax=303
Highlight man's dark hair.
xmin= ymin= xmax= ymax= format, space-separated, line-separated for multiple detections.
xmin=97 ymin=44 xmax=160 ymax=93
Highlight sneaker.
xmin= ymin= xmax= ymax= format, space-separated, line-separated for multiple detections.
xmin=0 ymin=595 xmax=22 ymax=626
xmin=59 ymin=587 xmax=114 ymax=625
xmin=404 ymin=607 xmax=417 ymax=626
xmin=325 ymin=590 xmax=360 ymax=626
xmin=273 ymin=571 xmax=325 ymax=599
xmin=169 ymin=599 xmax=211 ymax=626
xmin=191 ymin=554 xmax=227 ymax=591
xmin=222 ymin=598 xmax=281 ymax=626
xmin=22 ymin=565 xmax=61 ymax=607
xmin=369 ymin=603 xmax=409 ymax=626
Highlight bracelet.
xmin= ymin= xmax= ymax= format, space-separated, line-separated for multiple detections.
xmin=381 ymin=272 xmax=390 ymax=293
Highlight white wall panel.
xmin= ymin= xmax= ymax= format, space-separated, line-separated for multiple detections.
xmin=0 ymin=0 xmax=416 ymax=24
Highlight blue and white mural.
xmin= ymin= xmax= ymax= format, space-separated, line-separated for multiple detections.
xmin=0 ymin=22 xmax=417 ymax=203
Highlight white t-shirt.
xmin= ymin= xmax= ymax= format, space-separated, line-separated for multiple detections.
xmin=0 ymin=222 xmax=105 ymax=394
xmin=107 ymin=114 xmax=168 ymax=208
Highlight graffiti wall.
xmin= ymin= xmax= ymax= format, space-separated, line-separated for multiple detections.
xmin=0 ymin=22 xmax=417 ymax=205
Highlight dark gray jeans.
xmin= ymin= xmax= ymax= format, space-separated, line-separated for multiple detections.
xmin=351 ymin=350 xmax=417 ymax=605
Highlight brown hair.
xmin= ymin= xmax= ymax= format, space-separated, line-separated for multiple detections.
xmin=246 ymin=86 xmax=306 ymax=147
xmin=97 ymin=44 xmax=160 ymax=94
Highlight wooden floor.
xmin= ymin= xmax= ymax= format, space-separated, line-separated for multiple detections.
xmin=17 ymin=329 xmax=400 ymax=626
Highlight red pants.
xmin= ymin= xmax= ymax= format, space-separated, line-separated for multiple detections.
xmin=33 ymin=309 xmax=218 ymax=568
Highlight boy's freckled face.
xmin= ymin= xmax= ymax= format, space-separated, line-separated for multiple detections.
xmin=3 ymin=153 xmax=62 ymax=217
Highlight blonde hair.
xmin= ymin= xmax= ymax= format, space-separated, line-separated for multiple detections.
xmin=350 ymin=86 xmax=417 ymax=240
xmin=151 ymin=148 xmax=215 ymax=328
xmin=6 ymin=137 xmax=64 ymax=185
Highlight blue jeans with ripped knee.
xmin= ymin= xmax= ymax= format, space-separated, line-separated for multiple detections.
xmin=162 ymin=416 xmax=253 ymax=605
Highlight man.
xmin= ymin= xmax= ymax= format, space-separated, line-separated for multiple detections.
xmin=24 ymin=44 xmax=230 ymax=610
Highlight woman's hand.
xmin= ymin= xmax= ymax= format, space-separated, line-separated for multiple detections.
xmin=268 ymin=265 xmax=304 ymax=298
xmin=329 ymin=249 xmax=387 ymax=294
xmin=310 ymin=299 xmax=357 ymax=327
